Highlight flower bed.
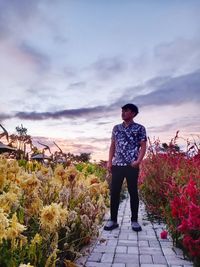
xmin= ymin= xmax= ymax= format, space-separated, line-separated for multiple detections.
xmin=139 ymin=137 xmax=200 ymax=266
xmin=0 ymin=157 xmax=109 ymax=267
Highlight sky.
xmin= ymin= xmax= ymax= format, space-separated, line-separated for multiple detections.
xmin=0 ymin=0 xmax=200 ymax=161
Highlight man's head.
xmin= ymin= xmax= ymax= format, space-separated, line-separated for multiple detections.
xmin=121 ymin=103 xmax=139 ymax=117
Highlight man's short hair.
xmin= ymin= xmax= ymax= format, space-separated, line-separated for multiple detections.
xmin=121 ymin=103 xmax=139 ymax=115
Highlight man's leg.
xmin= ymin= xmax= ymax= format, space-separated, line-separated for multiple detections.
xmin=110 ymin=166 xmax=125 ymax=222
xmin=125 ymin=166 xmax=140 ymax=222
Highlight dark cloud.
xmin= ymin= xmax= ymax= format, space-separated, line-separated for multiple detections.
xmin=0 ymin=113 xmax=12 ymax=121
xmin=14 ymin=106 xmax=106 ymax=120
xmin=112 ymin=69 xmax=200 ymax=109
xmin=96 ymin=121 xmax=112 ymax=125
xmin=134 ymin=70 xmax=200 ymax=107
xmin=1 ymin=70 xmax=199 ymax=123
xmin=92 ymin=56 xmax=126 ymax=80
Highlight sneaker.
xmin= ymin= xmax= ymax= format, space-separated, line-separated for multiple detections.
xmin=104 ymin=220 xmax=119 ymax=231
xmin=131 ymin=221 xmax=142 ymax=232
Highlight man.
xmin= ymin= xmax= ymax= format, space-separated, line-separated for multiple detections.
xmin=104 ymin=103 xmax=147 ymax=232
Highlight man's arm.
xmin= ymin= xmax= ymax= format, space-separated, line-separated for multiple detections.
xmin=131 ymin=140 xmax=147 ymax=168
xmin=107 ymin=139 xmax=115 ymax=171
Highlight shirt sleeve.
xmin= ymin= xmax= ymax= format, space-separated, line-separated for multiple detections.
xmin=139 ymin=125 xmax=147 ymax=142
xmin=111 ymin=125 xmax=116 ymax=141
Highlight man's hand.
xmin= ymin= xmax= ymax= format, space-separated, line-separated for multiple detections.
xmin=130 ymin=160 xmax=140 ymax=168
xmin=107 ymin=161 xmax=112 ymax=172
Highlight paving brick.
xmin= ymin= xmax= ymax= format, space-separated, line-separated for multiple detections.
xmin=128 ymin=234 xmax=138 ymax=240
xmin=152 ymin=254 xmax=167 ymax=264
xmin=173 ymin=247 xmax=184 ymax=256
xmin=126 ymin=264 xmax=140 ymax=267
xmin=159 ymin=240 xmax=174 ymax=247
xmin=127 ymin=246 xmax=139 ymax=254
xmin=162 ymin=247 xmax=177 ymax=256
xmin=87 ymin=252 xmax=103 ymax=262
xmin=138 ymin=240 xmax=149 ymax=247
xmin=86 ymin=263 xmax=112 ymax=267
xmin=165 ymin=255 xmax=193 ymax=265
xmin=81 ymin=197 xmax=194 ymax=267
xmin=116 ymin=246 xmax=127 ymax=253
xmin=138 ymin=235 xmax=157 ymax=241
xmin=93 ymin=245 xmax=116 ymax=253
xmin=107 ymin=239 xmax=118 ymax=246
xmin=140 ymin=254 xmax=153 ymax=264
xmin=139 ymin=247 xmax=163 ymax=255
xmin=118 ymin=240 xmax=138 ymax=246
xmin=148 ymin=240 xmax=160 ymax=247
xmin=112 ymin=264 xmax=126 ymax=267
xmin=114 ymin=253 xmax=139 ymax=264
xmin=119 ymin=233 xmax=129 ymax=239
xmin=101 ymin=253 xmax=115 ymax=263
xmin=140 ymin=265 xmax=168 ymax=267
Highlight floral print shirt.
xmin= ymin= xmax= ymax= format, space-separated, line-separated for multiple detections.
xmin=111 ymin=122 xmax=147 ymax=166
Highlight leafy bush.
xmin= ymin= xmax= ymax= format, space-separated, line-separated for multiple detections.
xmin=0 ymin=157 xmax=110 ymax=267
xmin=139 ymin=135 xmax=200 ymax=265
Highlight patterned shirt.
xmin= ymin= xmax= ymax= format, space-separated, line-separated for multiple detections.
xmin=111 ymin=122 xmax=147 ymax=166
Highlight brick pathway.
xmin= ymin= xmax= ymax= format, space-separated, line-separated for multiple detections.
xmin=76 ymin=196 xmax=194 ymax=267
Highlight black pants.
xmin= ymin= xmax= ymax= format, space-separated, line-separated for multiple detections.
xmin=110 ymin=165 xmax=139 ymax=222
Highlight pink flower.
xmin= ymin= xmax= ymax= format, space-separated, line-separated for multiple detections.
xmin=160 ymin=230 xmax=168 ymax=239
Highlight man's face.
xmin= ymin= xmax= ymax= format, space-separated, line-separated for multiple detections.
xmin=121 ymin=108 xmax=134 ymax=121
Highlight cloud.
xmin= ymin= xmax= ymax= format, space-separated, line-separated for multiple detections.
xmin=1 ymin=69 xmax=199 ymax=124
xmin=112 ymin=69 xmax=200 ymax=108
xmin=68 ymin=81 xmax=87 ymax=89
xmin=31 ymin=135 xmax=108 ymax=160
xmin=19 ymin=42 xmax=50 ymax=72
xmin=134 ymin=70 xmax=200 ymax=107
xmin=0 ymin=0 xmax=40 ymax=39
xmin=0 ymin=113 xmax=12 ymax=122
xmin=92 ymin=56 xmax=126 ymax=80
xmin=130 ymin=37 xmax=200 ymax=83
xmin=154 ymin=37 xmax=200 ymax=75
xmin=14 ymin=105 xmax=106 ymax=120
xmin=148 ymin=116 xmax=200 ymax=134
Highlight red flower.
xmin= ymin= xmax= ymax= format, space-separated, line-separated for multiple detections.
xmin=160 ymin=230 xmax=168 ymax=239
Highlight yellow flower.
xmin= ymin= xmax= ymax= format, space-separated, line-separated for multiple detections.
xmin=20 ymin=173 xmax=41 ymax=193
xmin=40 ymin=203 xmax=68 ymax=233
xmin=6 ymin=213 xmax=26 ymax=240
xmin=25 ymin=194 xmax=43 ymax=217
xmin=59 ymin=207 xmax=68 ymax=228
xmin=0 ymin=208 xmax=9 ymax=243
xmin=31 ymin=233 xmax=42 ymax=246
xmin=7 ymin=159 xmax=20 ymax=175
xmin=45 ymin=248 xmax=58 ymax=267
xmin=19 ymin=235 xmax=28 ymax=249
xmin=0 ymin=172 xmax=6 ymax=191
xmin=0 ymin=191 xmax=19 ymax=213
xmin=54 ymin=165 xmax=68 ymax=185
xmin=19 ymin=263 xmax=34 ymax=267
xmin=40 ymin=165 xmax=50 ymax=175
